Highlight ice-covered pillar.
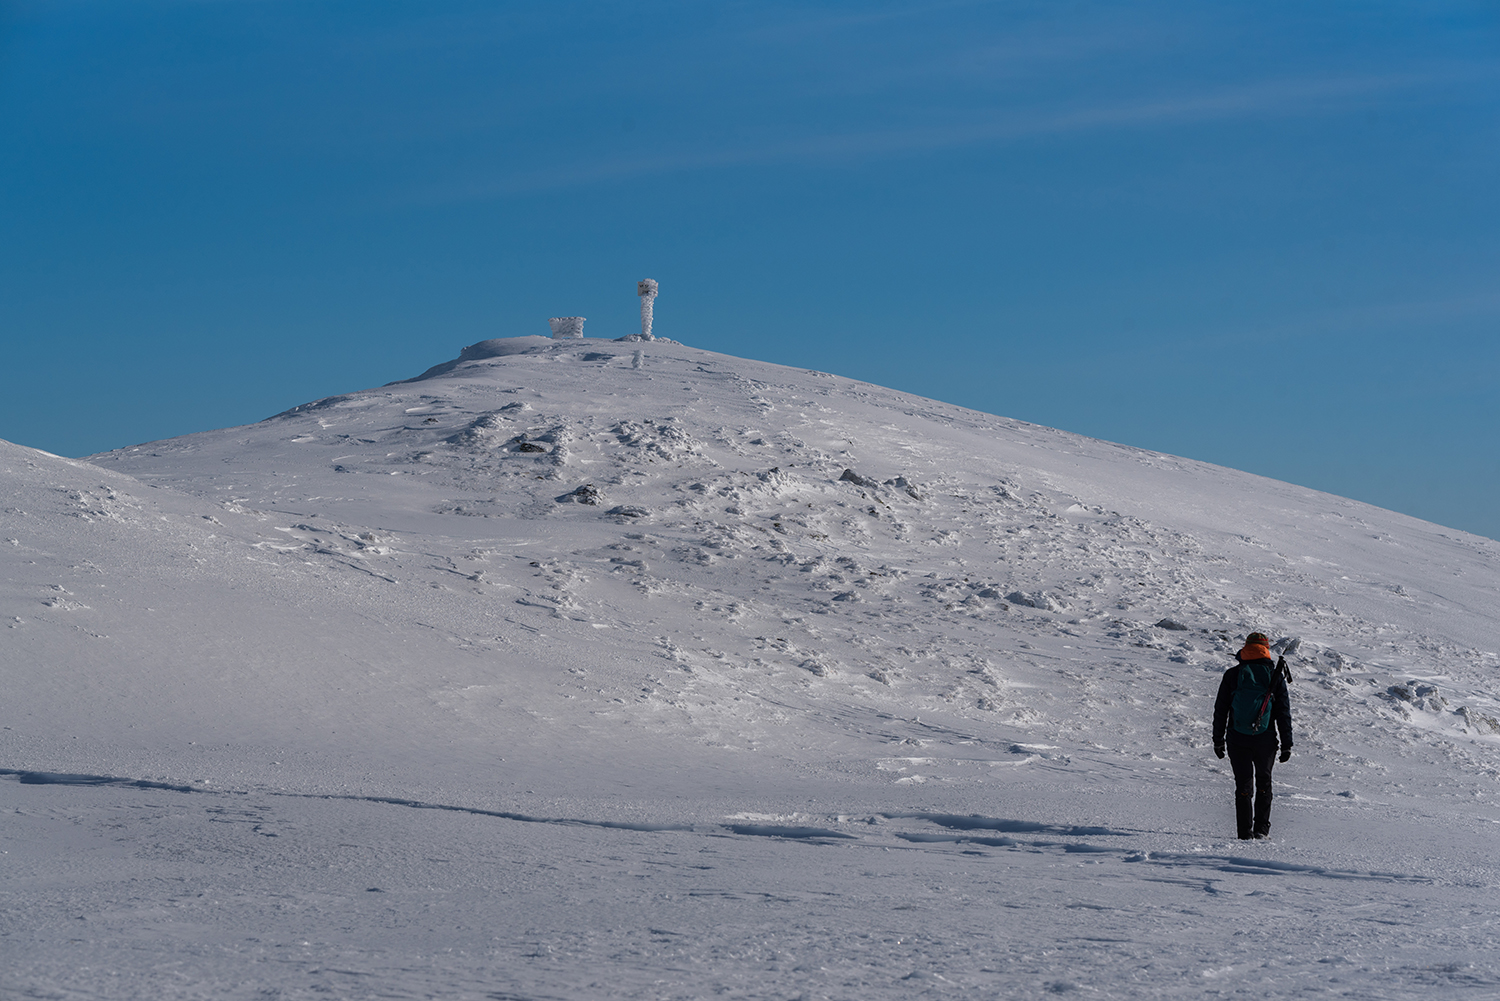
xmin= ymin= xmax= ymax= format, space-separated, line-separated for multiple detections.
xmin=637 ymin=279 xmax=658 ymax=340
xmin=548 ymin=316 xmax=585 ymax=339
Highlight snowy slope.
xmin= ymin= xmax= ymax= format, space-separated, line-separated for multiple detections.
xmin=4 ymin=336 xmax=1499 ymax=999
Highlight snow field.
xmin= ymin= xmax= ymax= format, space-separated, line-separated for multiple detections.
xmin=4 ymin=336 xmax=1498 ymax=997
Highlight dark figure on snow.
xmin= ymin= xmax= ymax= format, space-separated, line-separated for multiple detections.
xmin=1213 ymin=632 xmax=1293 ymax=840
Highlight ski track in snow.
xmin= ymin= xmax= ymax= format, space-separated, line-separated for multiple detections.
xmin=3 ymin=336 xmax=1499 ymax=998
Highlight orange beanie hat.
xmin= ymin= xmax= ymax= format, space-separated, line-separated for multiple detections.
xmin=1239 ymin=632 xmax=1272 ymax=661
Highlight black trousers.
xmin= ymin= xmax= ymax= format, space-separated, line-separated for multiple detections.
xmin=1227 ymin=731 xmax=1279 ymax=838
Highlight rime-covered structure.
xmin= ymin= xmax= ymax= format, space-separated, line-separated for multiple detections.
xmin=637 ymin=279 xmax=658 ymax=340
xmin=548 ymin=316 xmax=585 ymax=339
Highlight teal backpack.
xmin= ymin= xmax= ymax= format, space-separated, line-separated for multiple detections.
xmin=1231 ymin=659 xmax=1276 ymax=735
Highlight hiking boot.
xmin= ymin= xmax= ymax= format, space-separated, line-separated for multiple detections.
xmin=1254 ymin=788 xmax=1273 ymax=834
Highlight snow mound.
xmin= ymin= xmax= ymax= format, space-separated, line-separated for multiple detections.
xmin=4 ymin=336 xmax=1500 ymax=999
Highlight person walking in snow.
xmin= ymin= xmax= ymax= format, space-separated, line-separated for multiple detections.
xmin=1213 ymin=632 xmax=1293 ymax=840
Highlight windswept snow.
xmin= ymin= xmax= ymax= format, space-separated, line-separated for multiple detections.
xmin=3 ymin=336 xmax=1499 ymax=998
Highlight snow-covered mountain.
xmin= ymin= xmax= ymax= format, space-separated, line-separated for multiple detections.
xmin=4 ymin=336 xmax=1498 ymax=999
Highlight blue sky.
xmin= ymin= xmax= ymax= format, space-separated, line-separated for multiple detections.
xmin=2 ymin=1 xmax=1497 ymax=539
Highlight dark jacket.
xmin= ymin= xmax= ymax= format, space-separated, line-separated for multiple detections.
xmin=1213 ymin=656 xmax=1293 ymax=748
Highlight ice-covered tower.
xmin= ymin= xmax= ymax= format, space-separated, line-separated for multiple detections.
xmin=548 ymin=316 xmax=585 ymax=339
xmin=637 ymin=279 xmax=658 ymax=340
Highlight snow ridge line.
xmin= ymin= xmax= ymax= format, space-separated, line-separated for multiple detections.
xmin=1 ymin=769 xmax=197 ymax=794
xmin=0 ymin=768 xmax=846 ymax=839
xmin=886 ymin=830 xmax=1432 ymax=883
xmin=0 ymin=769 xmax=691 ymax=833
xmin=0 ymin=769 xmax=833 ymax=838
xmin=0 ymin=770 xmax=1440 ymax=883
xmin=293 ymin=792 xmax=694 ymax=833
xmin=884 ymin=811 xmax=1128 ymax=836
xmin=0 ymin=769 xmax=854 ymax=840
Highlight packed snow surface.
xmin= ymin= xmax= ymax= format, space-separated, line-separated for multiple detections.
xmin=4 ymin=336 xmax=1499 ymax=998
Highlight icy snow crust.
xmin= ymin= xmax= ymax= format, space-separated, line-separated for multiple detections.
xmin=4 ymin=336 xmax=1499 ymax=998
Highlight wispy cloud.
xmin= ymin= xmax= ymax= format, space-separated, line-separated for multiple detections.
xmin=411 ymin=69 xmax=1462 ymax=204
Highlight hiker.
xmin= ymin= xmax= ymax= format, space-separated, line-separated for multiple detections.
xmin=1213 ymin=632 xmax=1293 ymax=840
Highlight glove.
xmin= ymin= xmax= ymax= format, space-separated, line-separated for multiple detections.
xmin=1279 ymin=746 xmax=1292 ymax=763
xmin=1214 ymin=743 xmax=1225 ymax=759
